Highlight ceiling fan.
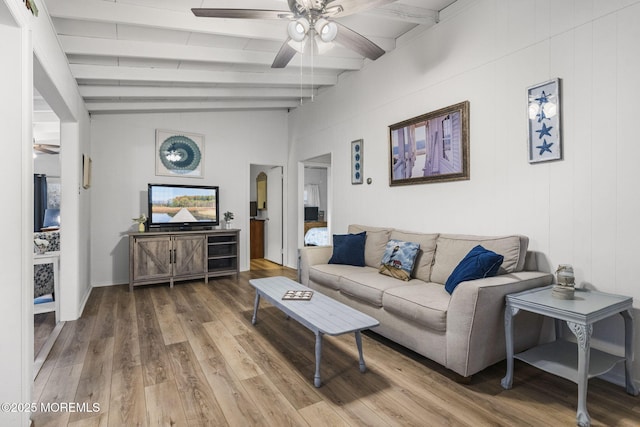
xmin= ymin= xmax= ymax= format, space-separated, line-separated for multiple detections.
xmin=192 ymin=0 xmax=397 ymax=68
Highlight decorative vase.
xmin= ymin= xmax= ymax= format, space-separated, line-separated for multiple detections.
xmin=225 ymin=221 xmax=232 ymax=229
xmin=552 ymin=264 xmax=575 ymax=299
xmin=35 ymin=245 xmax=47 ymax=255
xmin=556 ymin=264 xmax=575 ymax=286
xmin=138 ymin=222 xmax=145 ymax=232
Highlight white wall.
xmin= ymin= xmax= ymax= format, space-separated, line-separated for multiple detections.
xmin=34 ymin=153 xmax=60 ymax=177
xmin=90 ymin=111 xmax=288 ymax=286
xmin=287 ymin=0 xmax=640 ymax=383
xmin=32 ymin=0 xmax=92 ymax=321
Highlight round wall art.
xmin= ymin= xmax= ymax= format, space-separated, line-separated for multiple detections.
xmin=155 ymin=129 xmax=204 ymax=178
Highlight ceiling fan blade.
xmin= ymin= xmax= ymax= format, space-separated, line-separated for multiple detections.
xmin=271 ymin=39 xmax=298 ymax=68
xmin=327 ymin=0 xmax=398 ymax=18
xmin=34 ymin=144 xmax=59 ymax=154
xmin=191 ymin=8 xmax=290 ymax=20
xmin=334 ymin=22 xmax=385 ymax=61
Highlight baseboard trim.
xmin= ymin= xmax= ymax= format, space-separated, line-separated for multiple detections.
xmin=33 ymin=321 xmax=64 ymax=380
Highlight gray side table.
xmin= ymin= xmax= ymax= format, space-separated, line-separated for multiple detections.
xmin=501 ymin=285 xmax=638 ymax=427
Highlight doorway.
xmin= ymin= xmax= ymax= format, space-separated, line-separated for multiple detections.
xmin=32 ymin=88 xmax=64 ymax=377
xmin=249 ymin=164 xmax=284 ymax=268
xmin=300 ymin=154 xmax=331 ymax=248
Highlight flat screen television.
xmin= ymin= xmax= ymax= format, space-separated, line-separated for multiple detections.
xmin=148 ymin=183 xmax=219 ymax=230
xmin=304 ymin=206 xmax=319 ymax=222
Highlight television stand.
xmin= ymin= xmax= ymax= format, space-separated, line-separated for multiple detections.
xmin=128 ymin=229 xmax=239 ymax=291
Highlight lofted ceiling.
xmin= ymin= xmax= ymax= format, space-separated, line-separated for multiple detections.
xmin=42 ymin=0 xmax=457 ymax=115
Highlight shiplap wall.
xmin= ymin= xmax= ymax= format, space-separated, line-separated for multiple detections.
xmin=89 ymin=111 xmax=288 ymax=286
xmin=287 ymin=0 xmax=640 ymax=382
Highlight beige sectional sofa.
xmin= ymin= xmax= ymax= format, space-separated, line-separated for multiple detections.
xmin=299 ymin=224 xmax=554 ymax=377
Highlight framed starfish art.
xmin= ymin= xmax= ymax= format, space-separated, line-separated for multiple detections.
xmin=527 ymin=78 xmax=562 ymax=163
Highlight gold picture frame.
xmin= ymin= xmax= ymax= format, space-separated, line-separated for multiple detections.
xmin=389 ymin=101 xmax=470 ymax=186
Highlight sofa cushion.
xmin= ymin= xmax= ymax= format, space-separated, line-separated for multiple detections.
xmin=348 ymin=224 xmax=392 ymax=268
xmin=309 ymin=264 xmax=344 ymax=289
xmin=431 ymin=234 xmax=527 ymax=284
xmin=379 ymin=239 xmax=420 ymax=281
xmin=383 ymin=283 xmax=450 ymax=332
xmin=390 ymin=230 xmax=439 ymax=282
xmin=339 ymin=269 xmax=406 ymax=307
xmin=444 ymin=245 xmax=504 ymax=294
xmin=328 ymin=232 xmax=366 ymax=266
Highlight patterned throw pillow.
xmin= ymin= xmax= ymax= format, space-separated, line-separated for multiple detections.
xmin=379 ymin=239 xmax=420 ymax=281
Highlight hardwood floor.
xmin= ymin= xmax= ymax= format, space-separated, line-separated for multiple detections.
xmin=35 ymin=312 xmax=56 ymax=356
xmin=32 ymin=263 xmax=640 ymax=426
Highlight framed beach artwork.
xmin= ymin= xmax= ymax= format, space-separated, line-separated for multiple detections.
xmin=389 ymin=101 xmax=470 ymax=186
xmin=527 ymin=78 xmax=562 ymax=163
xmin=156 ymin=129 xmax=204 ymax=178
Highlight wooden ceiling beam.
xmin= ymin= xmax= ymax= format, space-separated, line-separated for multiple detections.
xmin=70 ymin=64 xmax=338 ymax=86
xmin=59 ymin=35 xmax=364 ymax=71
xmin=85 ymin=99 xmax=302 ymax=114
xmin=79 ymin=85 xmax=316 ymax=100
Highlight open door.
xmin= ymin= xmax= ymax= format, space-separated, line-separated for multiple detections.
xmin=265 ymin=166 xmax=283 ymax=265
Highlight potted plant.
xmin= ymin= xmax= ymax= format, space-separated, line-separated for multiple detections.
xmin=132 ymin=214 xmax=147 ymax=232
xmin=223 ymin=211 xmax=234 ymax=229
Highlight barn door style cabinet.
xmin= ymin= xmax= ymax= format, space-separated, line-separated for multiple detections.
xmin=129 ymin=229 xmax=239 ymax=291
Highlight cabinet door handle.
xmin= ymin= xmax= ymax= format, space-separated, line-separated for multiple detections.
xmin=173 ymin=249 xmax=177 ymax=264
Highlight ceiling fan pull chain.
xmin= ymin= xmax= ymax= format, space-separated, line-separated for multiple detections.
xmin=300 ymin=45 xmax=304 ymax=105
xmin=311 ymin=34 xmax=314 ymax=102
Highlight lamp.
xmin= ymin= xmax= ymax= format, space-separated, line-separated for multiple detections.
xmin=288 ymin=18 xmax=309 ymax=42
xmin=315 ymin=18 xmax=337 ymax=43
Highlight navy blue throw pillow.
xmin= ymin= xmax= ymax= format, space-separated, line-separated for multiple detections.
xmin=328 ymin=232 xmax=366 ymax=267
xmin=444 ymin=245 xmax=504 ymax=294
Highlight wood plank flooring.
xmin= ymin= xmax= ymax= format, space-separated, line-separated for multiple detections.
xmin=35 ymin=312 xmax=56 ymax=355
xmin=32 ymin=262 xmax=640 ymax=426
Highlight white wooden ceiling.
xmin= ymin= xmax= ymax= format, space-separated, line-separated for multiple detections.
xmin=42 ymin=0 xmax=457 ymax=114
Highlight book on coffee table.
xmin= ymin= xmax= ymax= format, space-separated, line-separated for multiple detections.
xmin=282 ymin=290 xmax=313 ymax=300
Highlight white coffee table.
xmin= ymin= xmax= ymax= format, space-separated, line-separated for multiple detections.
xmin=501 ymin=285 xmax=638 ymax=427
xmin=249 ymin=276 xmax=379 ymax=387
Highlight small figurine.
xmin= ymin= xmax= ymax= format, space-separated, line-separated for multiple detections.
xmin=132 ymin=214 xmax=147 ymax=232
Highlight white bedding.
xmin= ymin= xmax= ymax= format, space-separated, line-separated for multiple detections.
xmin=304 ymin=227 xmax=330 ymax=246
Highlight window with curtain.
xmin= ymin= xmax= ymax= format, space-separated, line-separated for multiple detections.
xmin=304 ymin=184 xmax=320 ymax=207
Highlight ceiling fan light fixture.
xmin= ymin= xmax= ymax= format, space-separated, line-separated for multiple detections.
xmin=314 ymin=35 xmax=334 ymax=54
xmin=288 ymin=18 xmax=309 ymax=42
xmin=287 ymin=37 xmax=308 ymax=54
xmin=315 ymin=18 xmax=338 ymax=43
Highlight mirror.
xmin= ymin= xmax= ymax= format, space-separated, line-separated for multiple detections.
xmin=257 ymin=172 xmax=267 ymax=209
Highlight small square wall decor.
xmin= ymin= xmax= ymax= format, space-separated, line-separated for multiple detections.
xmin=527 ymin=78 xmax=562 ymax=163
xmin=156 ymin=129 xmax=204 ymax=178
xmin=351 ymin=139 xmax=363 ymax=184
